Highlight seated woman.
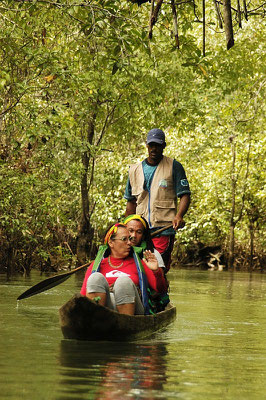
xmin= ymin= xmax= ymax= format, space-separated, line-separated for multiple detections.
xmin=123 ymin=214 xmax=165 ymax=269
xmin=80 ymin=223 xmax=167 ymax=316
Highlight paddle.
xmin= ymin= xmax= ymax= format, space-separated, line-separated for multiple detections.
xmin=17 ymin=262 xmax=90 ymax=301
xmin=150 ymin=223 xmax=173 ymax=237
xmin=17 ymin=223 xmax=174 ymax=301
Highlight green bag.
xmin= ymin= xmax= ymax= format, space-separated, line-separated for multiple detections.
xmin=147 ymin=288 xmax=170 ymax=314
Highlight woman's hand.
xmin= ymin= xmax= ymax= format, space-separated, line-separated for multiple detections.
xmin=143 ymin=250 xmax=159 ymax=271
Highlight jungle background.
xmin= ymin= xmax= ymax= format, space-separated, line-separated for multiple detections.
xmin=0 ymin=0 xmax=265 ymax=276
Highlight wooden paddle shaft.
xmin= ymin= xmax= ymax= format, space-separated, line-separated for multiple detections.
xmin=150 ymin=223 xmax=173 ymax=237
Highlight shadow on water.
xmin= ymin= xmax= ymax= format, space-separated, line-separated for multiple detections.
xmin=57 ymin=340 xmax=168 ymax=399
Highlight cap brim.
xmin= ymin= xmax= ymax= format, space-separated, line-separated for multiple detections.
xmin=147 ymin=139 xmax=165 ymax=145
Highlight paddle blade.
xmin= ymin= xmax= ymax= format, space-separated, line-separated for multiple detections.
xmin=17 ymin=273 xmax=71 ymax=301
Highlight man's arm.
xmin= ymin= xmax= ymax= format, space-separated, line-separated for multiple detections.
xmin=173 ymin=194 xmax=190 ymax=230
xmin=124 ymin=174 xmax=137 ymax=217
xmin=125 ymin=199 xmax=137 ymax=216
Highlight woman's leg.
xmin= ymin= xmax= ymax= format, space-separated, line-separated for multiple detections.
xmin=113 ymin=276 xmax=145 ymax=315
xmin=86 ymin=272 xmax=115 ymax=310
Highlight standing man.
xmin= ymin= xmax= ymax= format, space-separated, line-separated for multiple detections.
xmin=124 ymin=128 xmax=191 ymax=271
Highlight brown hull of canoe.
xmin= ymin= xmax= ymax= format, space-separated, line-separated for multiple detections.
xmin=59 ymin=294 xmax=176 ymax=341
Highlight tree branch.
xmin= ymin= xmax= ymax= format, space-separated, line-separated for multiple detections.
xmin=0 ymin=92 xmax=27 ymax=116
xmin=213 ymin=0 xmax=223 ymax=29
xmin=96 ymin=95 xmax=122 ymax=147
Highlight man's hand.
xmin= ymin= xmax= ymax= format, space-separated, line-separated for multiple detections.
xmin=172 ymin=215 xmax=185 ymax=230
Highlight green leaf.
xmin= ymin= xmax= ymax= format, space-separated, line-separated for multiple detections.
xmin=113 ymin=45 xmax=121 ymax=56
xmin=112 ymin=62 xmax=119 ymax=75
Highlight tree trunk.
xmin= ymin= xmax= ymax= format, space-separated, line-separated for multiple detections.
xmin=228 ymin=136 xmax=236 ymax=269
xmin=237 ymin=0 xmax=242 ymax=28
xmin=243 ymin=0 xmax=248 ymax=21
xmin=6 ymin=244 xmax=15 ymax=278
xmin=228 ymin=223 xmax=235 ymax=269
xmin=249 ymin=222 xmax=254 ymax=271
xmin=149 ymin=0 xmax=155 ymax=39
xmin=149 ymin=0 xmax=164 ymax=38
xmin=223 ymin=0 xmax=234 ymax=49
xmin=171 ymin=0 xmax=179 ymax=48
xmin=76 ymin=114 xmax=97 ymax=265
xmin=202 ymin=0 xmax=206 ymax=56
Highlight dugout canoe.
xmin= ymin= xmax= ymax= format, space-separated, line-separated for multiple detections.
xmin=59 ymin=294 xmax=176 ymax=341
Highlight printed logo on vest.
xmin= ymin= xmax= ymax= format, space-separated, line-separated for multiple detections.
xmin=181 ymin=179 xmax=189 ymax=186
xmin=159 ymin=179 xmax=168 ymax=188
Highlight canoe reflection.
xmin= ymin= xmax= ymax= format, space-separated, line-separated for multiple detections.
xmin=59 ymin=340 xmax=168 ymax=399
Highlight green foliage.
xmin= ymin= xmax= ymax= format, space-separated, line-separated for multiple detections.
xmin=0 ymin=0 xmax=265 ymax=272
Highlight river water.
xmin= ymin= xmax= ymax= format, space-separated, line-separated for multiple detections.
xmin=0 ymin=269 xmax=265 ymax=400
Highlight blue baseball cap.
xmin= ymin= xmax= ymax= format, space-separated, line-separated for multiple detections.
xmin=146 ymin=128 xmax=166 ymax=145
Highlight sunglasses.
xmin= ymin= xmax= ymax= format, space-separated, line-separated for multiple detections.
xmin=112 ymin=236 xmax=134 ymax=242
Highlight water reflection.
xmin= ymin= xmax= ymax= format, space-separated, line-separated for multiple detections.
xmin=58 ymin=340 xmax=168 ymax=399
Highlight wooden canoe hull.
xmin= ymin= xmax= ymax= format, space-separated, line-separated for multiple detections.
xmin=59 ymin=294 xmax=176 ymax=341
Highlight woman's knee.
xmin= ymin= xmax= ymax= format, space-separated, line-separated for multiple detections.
xmin=113 ymin=276 xmax=136 ymax=304
xmin=113 ymin=276 xmax=135 ymax=291
xmin=86 ymin=272 xmax=109 ymax=293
